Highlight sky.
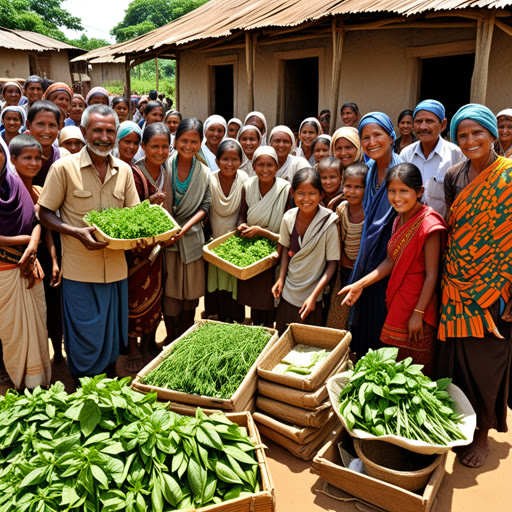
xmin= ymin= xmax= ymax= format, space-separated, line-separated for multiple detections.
xmin=62 ymin=0 xmax=132 ymax=42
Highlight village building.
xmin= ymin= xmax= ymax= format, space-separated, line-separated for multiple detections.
xmin=63 ymin=2 xmax=512 ymax=133
xmin=0 ymin=27 xmax=82 ymax=86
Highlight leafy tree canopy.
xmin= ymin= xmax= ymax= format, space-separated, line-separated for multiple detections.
xmin=111 ymin=0 xmax=209 ymax=43
xmin=0 ymin=0 xmax=82 ymax=41
xmin=67 ymin=34 xmax=110 ymax=51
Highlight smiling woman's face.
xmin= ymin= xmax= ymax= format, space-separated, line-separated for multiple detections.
xmin=360 ymin=123 xmax=393 ymax=162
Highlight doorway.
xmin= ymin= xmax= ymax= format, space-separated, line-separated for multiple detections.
xmin=281 ymin=57 xmax=319 ymax=133
xmin=419 ymin=54 xmax=474 ymax=127
xmin=210 ymin=64 xmax=234 ymax=120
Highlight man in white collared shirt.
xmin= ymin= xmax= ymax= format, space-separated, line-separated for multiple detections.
xmin=400 ymin=99 xmax=465 ymax=217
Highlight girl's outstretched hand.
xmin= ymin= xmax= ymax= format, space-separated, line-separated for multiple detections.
xmin=408 ymin=311 xmax=424 ymax=342
xmin=340 ymin=282 xmax=363 ymax=307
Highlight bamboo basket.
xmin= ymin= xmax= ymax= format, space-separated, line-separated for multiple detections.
xmin=257 ymin=352 xmax=349 ymax=410
xmin=84 ymin=204 xmax=180 ymax=250
xmin=353 ymin=439 xmax=443 ymax=492
xmin=203 ymin=230 xmax=279 ymax=280
xmin=131 ymin=320 xmax=278 ymax=411
xmin=257 ymin=324 xmax=351 ymax=391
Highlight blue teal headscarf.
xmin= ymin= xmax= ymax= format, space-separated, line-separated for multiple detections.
xmin=450 ymin=103 xmax=498 ymax=144
xmin=413 ymin=99 xmax=445 ymax=121
xmin=358 ymin=112 xmax=396 ymax=142
xmin=117 ymin=120 xmax=142 ymax=142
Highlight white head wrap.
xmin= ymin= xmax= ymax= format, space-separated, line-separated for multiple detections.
xmin=269 ymin=125 xmax=297 ymax=154
xmin=244 ymin=111 xmax=268 ymax=145
xmin=201 ymin=115 xmax=228 ymax=171
xmin=330 ymin=127 xmax=363 ymax=164
xmin=252 ymin=145 xmax=278 ymax=166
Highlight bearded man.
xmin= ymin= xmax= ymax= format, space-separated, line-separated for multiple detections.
xmin=38 ymin=105 xmax=139 ymax=379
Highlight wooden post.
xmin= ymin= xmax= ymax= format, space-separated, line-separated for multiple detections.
xmin=330 ymin=19 xmax=345 ymax=135
xmin=124 ymin=57 xmax=132 ymax=120
xmin=470 ymin=10 xmax=495 ymax=104
xmin=246 ymin=32 xmax=255 ymax=112
xmin=175 ymin=52 xmax=180 ymax=110
xmin=155 ymin=57 xmax=160 ymax=91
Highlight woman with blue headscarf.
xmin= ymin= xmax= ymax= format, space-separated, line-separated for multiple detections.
xmin=113 ymin=121 xmax=143 ymax=166
xmin=343 ymin=112 xmax=403 ymax=358
xmin=437 ymin=104 xmax=512 ymax=468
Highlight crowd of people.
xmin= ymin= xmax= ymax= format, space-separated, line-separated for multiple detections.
xmin=1 ymin=76 xmax=511 ymax=470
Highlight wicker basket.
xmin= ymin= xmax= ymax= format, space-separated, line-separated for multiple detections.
xmin=203 ymin=230 xmax=279 ymax=280
xmin=353 ymin=438 xmax=443 ymax=492
xmin=85 ymin=204 xmax=180 ymax=250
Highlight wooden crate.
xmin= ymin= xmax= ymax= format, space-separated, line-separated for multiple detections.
xmin=257 ymin=352 xmax=349 ymax=410
xmin=256 ymin=411 xmax=338 ymax=461
xmin=131 ymin=320 xmax=278 ymax=411
xmin=176 ymin=410 xmax=275 ymax=512
xmin=311 ymin=429 xmax=446 ymax=512
xmin=257 ymin=324 xmax=351 ymax=391
xmin=203 ymin=230 xmax=279 ymax=280
xmin=256 ymin=396 xmax=331 ymax=428
xmin=85 ymin=204 xmax=180 ymax=250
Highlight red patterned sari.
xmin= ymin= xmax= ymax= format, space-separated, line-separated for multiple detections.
xmin=381 ymin=205 xmax=448 ymax=375
xmin=126 ymin=164 xmax=164 ymax=337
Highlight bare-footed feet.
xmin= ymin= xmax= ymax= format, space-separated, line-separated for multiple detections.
xmin=457 ymin=428 xmax=489 ymax=468
xmin=126 ymin=354 xmax=144 ymax=373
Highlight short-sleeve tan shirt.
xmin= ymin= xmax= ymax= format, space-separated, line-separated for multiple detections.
xmin=38 ymin=148 xmax=140 ymax=283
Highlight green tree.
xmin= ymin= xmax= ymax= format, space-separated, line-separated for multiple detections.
xmin=0 ymin=0 xmax=82 ymax=41
xmin=111 ymin=0 xmax=210 ymax=43
xmin=67 ymin=34 xmax=110 ymax=51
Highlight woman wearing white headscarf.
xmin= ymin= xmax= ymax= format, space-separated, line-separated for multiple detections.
xmin=295 ymin=117 xmax=322 ymax=166
xmin=198 ymin=115 xmax=228 ymax=171
xmin=244 ymin=111 xmax=268 ymax=146
xmin=227 ymin=118 xmax=243 ymax=139
xmin=269 ymin=125 xmax=309 ymax=182
xmin=496 ymin=108 xmax=512 ymax=158
xmin=237 ymin=124 xmax=262 ymax=177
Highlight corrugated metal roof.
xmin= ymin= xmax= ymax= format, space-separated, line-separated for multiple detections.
xmin=73 ymin=0 xmax=511 ymax=61
xmin=0 ymin=27 xmax=78 ymax=52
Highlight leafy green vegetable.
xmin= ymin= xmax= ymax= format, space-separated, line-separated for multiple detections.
xmin=213 ymin=235 xmax=277 ymax=267
xmin=273 ymin=344 xmax=331 ymax=376
xmin=140 ymin=322 xmax=272 ymax=398
xmin=0 ymin=376 xmax=260 ymax=512
xmin=339 ymin=348 xmax=466 ymax=445
xmin=84 ymin=200 xmax=174 ymax=239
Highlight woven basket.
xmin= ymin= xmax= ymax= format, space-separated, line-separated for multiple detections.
xmin=353 ymin=438 xmax=443 ymax=492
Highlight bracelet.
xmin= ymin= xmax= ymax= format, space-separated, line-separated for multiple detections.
xmin=414 ymin=309 xmax=425 ymax=315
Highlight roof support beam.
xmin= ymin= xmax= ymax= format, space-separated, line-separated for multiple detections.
xmin=330 ymin=19 xmax=344 ymax=135
xmin=470 ymin=9 xmax=496 ymax=104
xmin=123 ymin=60 xmax=132 ymax=119
xmin=245 ymin=32 xmax=255 ymax=112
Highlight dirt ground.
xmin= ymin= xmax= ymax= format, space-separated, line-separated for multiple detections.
xmin=2 ymin=304 xmax=511 ymax=511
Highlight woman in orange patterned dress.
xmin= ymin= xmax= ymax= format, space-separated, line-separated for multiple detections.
xmin=438 ymin=104 xmax=512 ymax=468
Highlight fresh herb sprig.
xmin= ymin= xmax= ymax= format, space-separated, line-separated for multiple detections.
xmin=0 ymin=376 xmax=261 ymax=512
xmin=212 ymin=236 xmax=277 ymax=268
xmin=339 ymin=348 xmax=466 ymax=445
xmin=141 ymin=323 xmax=272 ymax=398
xmin=85 ymin=200 xmax=174 ymax=240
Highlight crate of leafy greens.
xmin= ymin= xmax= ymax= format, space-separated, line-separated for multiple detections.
xmin=132 ymin=320 xmax=278 ymax=411
xmin=257 ymin=324 xmax=351 ymax=391
xmin=203 ymin=230 xmax=279 ymax=280
xmin=84 ymin=199 xmax=180 ymax=250
xmin=327 ymin=347 xmax=477 ymax=455
xmin=0 ymin=376 xmax=275 ymax=512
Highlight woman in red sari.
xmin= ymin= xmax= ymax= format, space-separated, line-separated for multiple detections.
xmin=124 ymin=123 xmax=169 ymax=372
xmin=341 ymin=163 xmax=447 ymax=375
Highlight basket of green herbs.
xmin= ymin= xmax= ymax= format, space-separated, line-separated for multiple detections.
xmin=327 ymin=347 xmax=476 ymax=455
xmin=84 ymin=200 xmax=180 ymax=250
xmin=203 ymin=230 xmax=279 ymax=280
xmin=0 ymin=376 xmax=275 ymax=512
xmin=133 ymin=320 xmax=278 ymax=411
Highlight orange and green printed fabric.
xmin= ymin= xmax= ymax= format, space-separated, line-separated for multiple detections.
xmin=439 ymin=156 xmax=512 ymax=341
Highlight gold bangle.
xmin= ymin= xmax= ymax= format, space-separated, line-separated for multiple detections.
xmin=414 ymin=309 xmax=425 ymax=315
